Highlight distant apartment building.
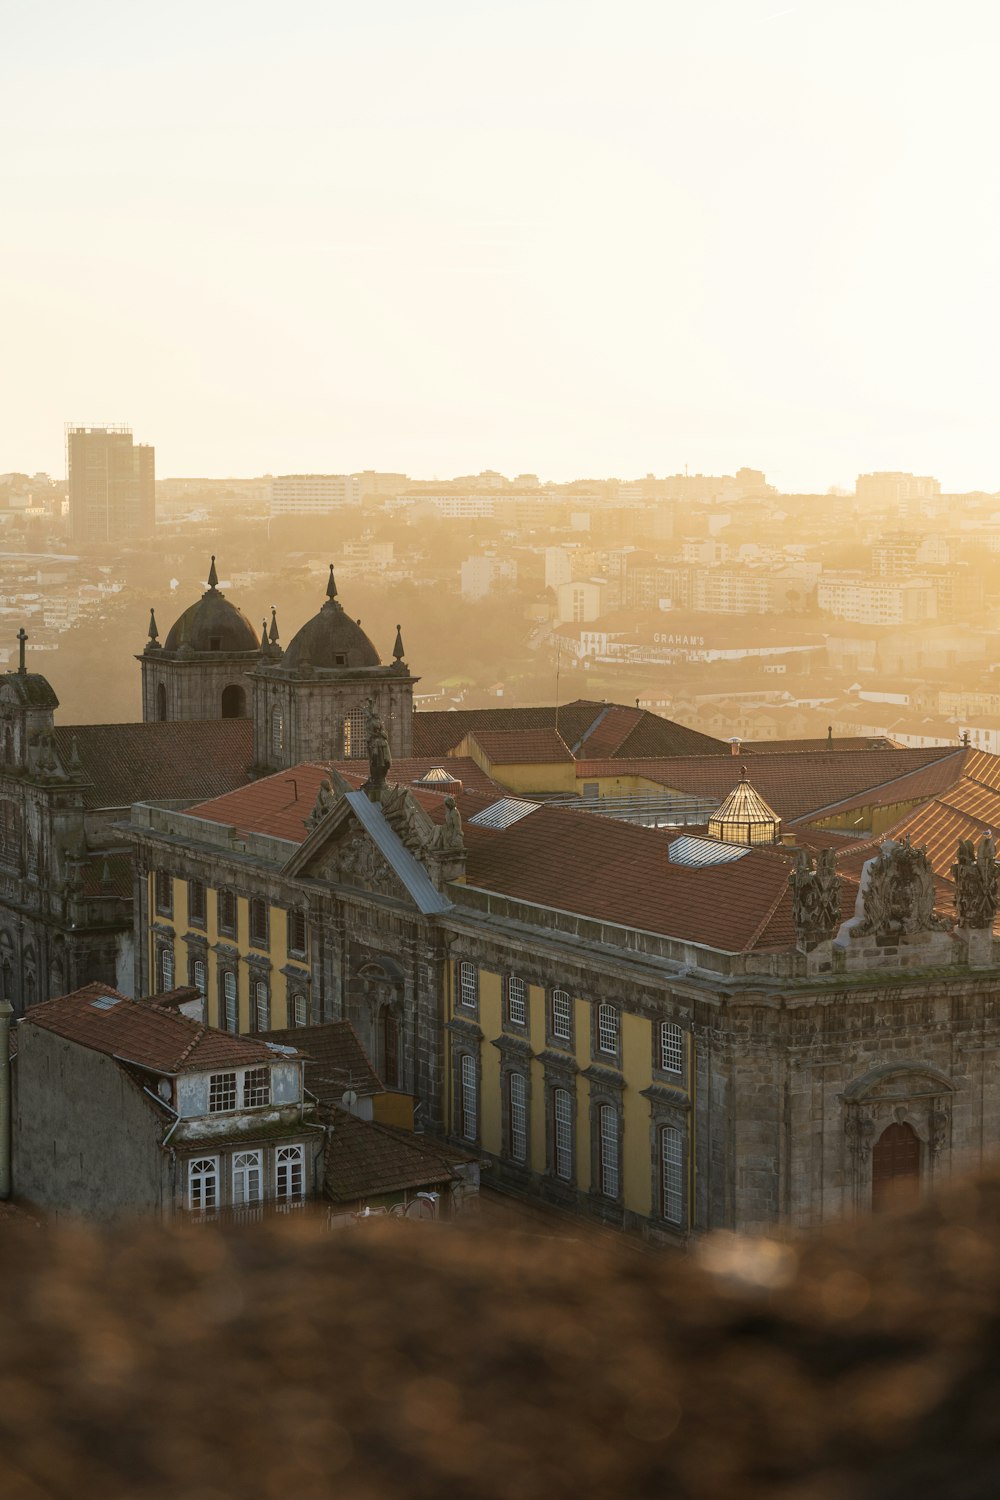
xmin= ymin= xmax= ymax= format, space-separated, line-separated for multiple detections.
xmin=355 ymin=471 xmax=410 ymax=498
xmin=269 ymin=474 xmax=361 ymax=516
xmin=872 ymin=531 xmax=951 ymax=576
xmin=556 ymin=578 xmax=606 ymax=624
xmin=544 ymin=547 xmax=574 ymax=591
xmin=67 ymin=425 xmax=155 ymax=543
xmin=460 ymin=554 xmax=518 ymax=600
xmin=817 ymin=573 xmax=938 ymax=626
xmin=855 ymin=472 xmax=941 ymax=505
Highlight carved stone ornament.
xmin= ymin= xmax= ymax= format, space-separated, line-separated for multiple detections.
xmin=856 ymin=835 xmax=946 ymax=937
xmin=844 ymin=1111 xmax=876 ymax=1161
xmin=952 ymin=833 xmax=999 ymax=930
xmin=365 ymin=698 xmax=392 ymax=800
xmin=789 ymin=847 xmax=842 ymax=941
xmin=380 ymin=784 xmax=433 ymax=857
xmin=329 ymin=833 xmax=405 ymax=900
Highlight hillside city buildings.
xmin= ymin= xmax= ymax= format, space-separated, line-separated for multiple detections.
xmin=66 ymin=425 xmax=155 ymax=543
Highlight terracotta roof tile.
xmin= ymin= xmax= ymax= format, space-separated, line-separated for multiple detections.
xmin=321 ymin=1106 xmax=470 ymax=1202
xmin=265 ymin=1021 xmax=382 ymax=1102
xmin=54 ymin=720 xmax=253 ymax=810
xmin=413 ymin=701 xmax=725 ymax=760
xmin=467 ymin=729 xmax=574 ymax=764
xmin=24 ymin=984 xmax=284 ymax=1073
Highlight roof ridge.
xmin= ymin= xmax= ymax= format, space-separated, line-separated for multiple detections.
xmin=742 ymin=862 xmax=797 ymax=952
xmin=790 ymin=745 xmax=967 ymax=824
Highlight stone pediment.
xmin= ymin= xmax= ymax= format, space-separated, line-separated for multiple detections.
xmin=283 ymin=789 xmax=452 ymax=915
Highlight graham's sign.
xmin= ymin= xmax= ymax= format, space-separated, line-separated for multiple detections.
xmin=652 ymin=632 xmax=706 ymax=647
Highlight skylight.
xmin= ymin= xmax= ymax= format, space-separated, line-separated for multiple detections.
xmin=468 ymin=797 xmax=542 ymax=831
xmin=667 ymin=836 xmax=751 ymax=868
xmin=90 ymin=995 xmax=122 ymax=1011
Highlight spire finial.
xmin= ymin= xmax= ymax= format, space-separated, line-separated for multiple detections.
xmin=393 ymin=623 xmax=405 ymax=663
xmin=16 ymin=628 xmax=27 ymax=675
xmin=740 ymin=764 xmax=748 ymax=781
xmin=207 ymin=556 xmax=219 ymax=590
xmin=148 ymin=608 xmax=159 ymax=644
xmin=260 ymin=618 xmax=268 ymax=652
xmin=269 ymin=606 xmax=279 ymax=645
xmin=326 ymin=562 xmax=338 ymax=602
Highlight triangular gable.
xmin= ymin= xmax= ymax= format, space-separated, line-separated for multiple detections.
xmin=283 ymin=790 xmax=452 ymax=915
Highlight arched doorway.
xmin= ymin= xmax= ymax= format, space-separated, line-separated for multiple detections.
xmin=872 ymin=1122 xmax=921 ymax=1210
xmin=156 ymin=684 xmax=167 ymax=721
xmin=221 ymin=684 xmax=246 ymax=718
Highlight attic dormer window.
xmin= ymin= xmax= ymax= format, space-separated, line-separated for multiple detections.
xmin=334 ymin=653 xmax=346 ymax=666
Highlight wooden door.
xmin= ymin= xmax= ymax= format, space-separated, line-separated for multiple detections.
xmin=872 ymin=1121 xmax=921 ymax=1210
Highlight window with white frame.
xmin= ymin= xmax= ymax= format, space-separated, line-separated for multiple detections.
xmin=506 ymin=974 xmax=527 ymax=1027
xmin=292 ymin=992 xmax=308 ymax=1027
xmin=661 ymin=1126 xmax=684 ymax=1225
xmin=458 ymin=961 xmax=479 ymax=1010
xmin=275 ymin=1144 xmax=305 ymax=1200
xmin=209 ymin=1073 xmax=237 ymax=1113
xmin=192 ymin=958 xmax=207 ymax=998
xmin=599 ymin=1104 xmax=620 ymax=1199
xmin=460 ymin=1054 xmax=477 ymax=1141
xmin=188 ymin=1157 xmax=219 ymax=1212
xmin=244 ymin=1066 xmax=271 ymax=1107
xmin=159 ymin=945 xmax=174 ymax=991
xmin=554 ymin=1088 xmax=573 ymax=1181
xmin=232 ymin=1150 xmax=263 ymax=1205
xmin=660 ymin=1021 xmax=684 ymax=1075
xmin=222 ymin=970 xmax=238 ymax=1034
xmin=253 ymin=979 xmax=270 ymax=1033
xmin=550 ymin=989 xmax=572 ymax=1043
xmin=598 ymin=1003 xmax=619 ymax=1056
xmin=509 ymin=1072 xmax=527 ymax=1163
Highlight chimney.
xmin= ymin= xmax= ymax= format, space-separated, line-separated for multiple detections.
xmin=728 ymin=736 xmax=742 ymax=757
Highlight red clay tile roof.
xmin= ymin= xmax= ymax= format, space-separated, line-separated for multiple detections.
xmin=740 ymin=736 xmax=902 ymax=753
xmin=187 ymin=758 xmax=502 ymax=842
xmin=466 ymin=729 xmax=574 ymax=764
xmin=797 ymin=748 xmax=972 ymax=825
xmin=413 ymin=701 xmax=725 ymax=760
xmin=265 ymin=1021 xmax=383 ymax=1102
xmin=24 ymin=984 xmax=284 ymax=1073
xmin=321 ymin=1106 xmax=469 ymax=1202
xmin=577 ymin=746 xmax=961 ymax=823
xmin=54 ymin=719 xmax=253 ymax=810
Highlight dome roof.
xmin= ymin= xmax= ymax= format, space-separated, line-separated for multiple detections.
xmin=707 ymin=768 xmax=781 ymax=846
xmin=162 ymin=558 xmax=259 ymax=655
xmin=281 ymin=565 xmax=382 ymax=671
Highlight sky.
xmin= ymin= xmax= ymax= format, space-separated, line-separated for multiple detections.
xmin=2 ymin=0 xmax=999 ymax=491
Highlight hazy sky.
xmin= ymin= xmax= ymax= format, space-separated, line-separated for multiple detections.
xmin=2 ymin=0 xmax=999 ymax=490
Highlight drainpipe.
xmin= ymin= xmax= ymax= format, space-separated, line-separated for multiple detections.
xmin=0 ymin=998 xmax=12 ymax=1199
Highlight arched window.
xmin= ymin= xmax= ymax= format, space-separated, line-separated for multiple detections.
xmin=291 ymin=992 xmax=308 ymax=1028
xmin=221 ymin=684 xmax=246 ymax=718
xmin=159 ymin=946 xmax=174 ymax=991
xmin=253 ymin=979 xmax=270 ymax=1033
xmin=505 ymin=975 xmax=527 ymax=1027
xmin=232 ymin=1150 xmax=263 ymax=1205
xmin=275 ymin=1145 xmax=305 ymax=1201
xmin=271 ymin=710 xmax=284 ymax=755
xmin=460 ymin=1054 xmax=478 ymax=1142
xmin=188 ymin=1157 xmax=219 ymax=1213
xmin=872 ymin=1122 xmax=921 ymax=1210
xmin=554 ymin=1088 xmax=573 ymax=1181
xmin=659 ymin=1022 xmax=684 ymax=1075
xmin=660 ymin=1126 xmax=684 ymax=1225
xmin=344 ymin=706 xmax=367 ymax=759
xmin=192 ymin=959 xmax=207 ymax=998
xmin=156 ymin=683 xmax=167 ymax=722
xmin=599 ymin=1104 xmax=619 ymax=1199
xmin=382 ymin=1011 xmax=400 ymax=1088
xmin=508 ymin=1072 xmax=527 ymax=1162
xmin=550 ymin=988 xmax=572 ymax=1043
xmin=598 ymin=1003 xmax=619 ymax=1056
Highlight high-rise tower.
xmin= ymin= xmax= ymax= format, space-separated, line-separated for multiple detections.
xmin=67 ymin=425 xmax=155 ymax=543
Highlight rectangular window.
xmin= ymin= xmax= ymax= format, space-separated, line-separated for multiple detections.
xmin=218 ymin=888 xmax=237 ymax=937
xmin=509 ymin=1072 xmax=527 ymax=1163
xmin=232 ymin=1150 xmax=263 ymax=1205
xmin=661 ymin=1126 xmax=684 ymax=1225
xmin=458 ymin=961 xmax=479 ymax=1010
xmin=550 ymin=989 xmax=572 ymax=1043
xmin=292 ymin=992 xmax=308 ymax=1027
xmin=506 ymin=975 xmax=527 ymax=1027
xmin=460 ymin=1054 xmax=477 ymax=1142
xmin=249 ymin=898 xmax=268 ymax=949
xmin=275 ymin=1144 xmax=305 ymax=1200
xmin=288 ymin=910 xmax=307 ymax=957
xmin=154 ymin=869 xmax=172 ymax=917
xmin=598 ymin=1003 xmax=619 ymax=1056
xmin=188 ymin=880 xmax=206 ymax=926
xmin=209 ymin=1072 xmax=237 ymax=1113
xmin=244 ymin=1066 xmax=271 ymax=1107
xmin=660 ymin=1022 xmax=684 ymax=1075
xmin=599 ymin=1105 xmax=619 ymax=1199
xmin=554 ymin=1089 xmax=573 ymax=1181
xmin=188 ymin=1156 xmax=219 ymax=1212
xmin=253 ymin=979 xmax=270 ymax=1033
xmin=222 ymin=971 xmax=238 ymax=1034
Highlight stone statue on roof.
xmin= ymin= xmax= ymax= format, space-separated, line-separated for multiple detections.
xmin=307 ymin=777 xmax=337 ymax=830
xmin=789 ymin=847 xmax=841 ymax=943
xmin=953 ymin=833 xmax=998 ymax=930
xmin=435 ymin=795 xmax=464 ymax=854
xmin=365 ymin=698 xmax=391 ymax=801
xmin=857 ymin=835 xmax=944 ymax=937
